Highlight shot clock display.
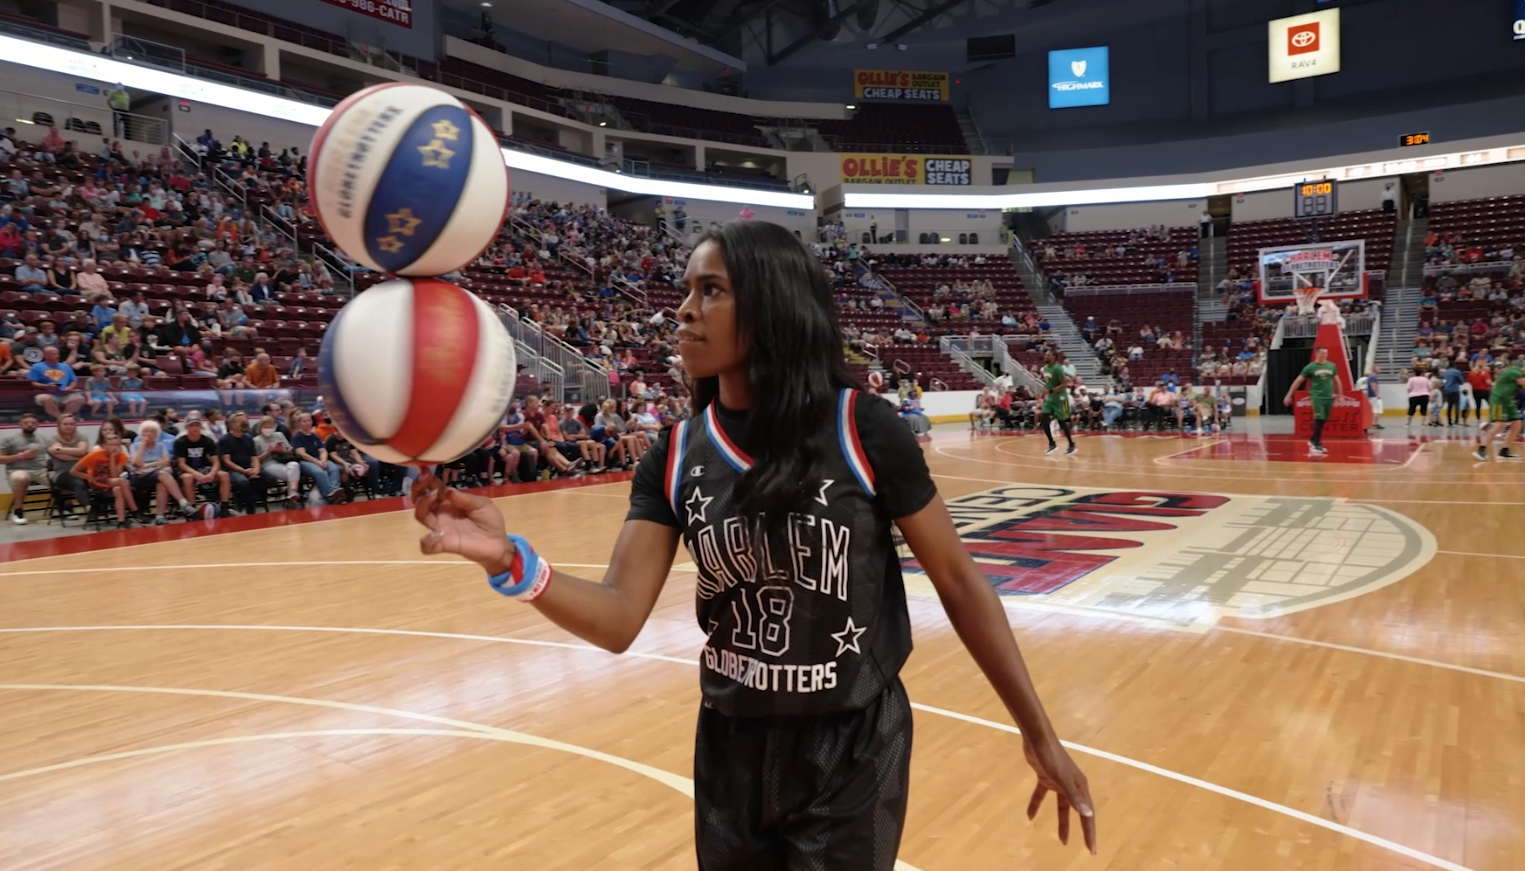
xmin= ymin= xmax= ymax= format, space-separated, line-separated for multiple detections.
xmin=1293 ymin=179 xmax=1338 ymax=219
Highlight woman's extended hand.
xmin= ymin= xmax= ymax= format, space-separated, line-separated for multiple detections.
xmin=411 ymin=472 xmax=512 ymax=573
xmin=1023 ymin=733 xmax=1098 ymax=854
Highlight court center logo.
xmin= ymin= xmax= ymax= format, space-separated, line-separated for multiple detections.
xmin=899 ymin=486 xmax=1434 ymax=627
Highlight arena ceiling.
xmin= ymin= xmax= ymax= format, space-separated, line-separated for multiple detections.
xmin=600 ymin=0 xmax=1055 ymax=64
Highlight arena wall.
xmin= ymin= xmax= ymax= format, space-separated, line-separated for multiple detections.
xmin=513 ymin=169 xmax=608 ymax=209
xmin=1061 ymin=200 xmax=1207 ymax=234
xmin=1429 ymin=163 xmax=1525 ymax=202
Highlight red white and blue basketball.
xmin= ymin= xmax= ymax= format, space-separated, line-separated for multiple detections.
xmin=193 ymin=503 xmax=220 ymax=521
xmin=309 ymin=83 xmax=510 ymax=276
xmin=318 ymin=278 xmax=516 ymax=465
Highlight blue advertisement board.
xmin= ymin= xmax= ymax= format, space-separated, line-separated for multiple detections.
xmin=1515 ymin=0 xmax=1525 ymax=40
xmin=1048 ymin=47 xmax=1110 ymax=108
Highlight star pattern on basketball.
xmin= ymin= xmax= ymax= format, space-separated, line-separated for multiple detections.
xmin=430 ymin=119 xmax=461 ymax=141
xmin=418 ymin=139 xmax=455 ymax=169
xmin=375 ymin=235 xmax=405 ymax=254
xmin=686 ymin=487 xmax=713 ymax=525
xmin=830 ymin=617 xmax=867 ymax=656
xmin=385 ymin=208 xmax=422 ymax=236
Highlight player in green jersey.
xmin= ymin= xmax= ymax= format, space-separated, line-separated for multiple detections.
xmin=1038 ymin=350 xmax=1077 ymax=456
xmin=1474 ymin=354 xmax=1522 ymax=461
xmin=1284 ymin=346 xmax=1339 ymax=455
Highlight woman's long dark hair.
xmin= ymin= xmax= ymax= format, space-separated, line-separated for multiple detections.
xmin=688 ymin=221 xmax=858 ymax=532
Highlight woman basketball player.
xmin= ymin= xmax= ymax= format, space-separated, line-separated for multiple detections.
xmin=409 ymin=220 xmax=1097 ymax=868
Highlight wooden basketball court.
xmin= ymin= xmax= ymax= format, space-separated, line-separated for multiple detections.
xmin=1 ymin=427 xmax=1519 ymax=871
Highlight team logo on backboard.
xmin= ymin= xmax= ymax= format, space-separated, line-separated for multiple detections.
xmin=899 ymin=486 xmax=1433 ymax=628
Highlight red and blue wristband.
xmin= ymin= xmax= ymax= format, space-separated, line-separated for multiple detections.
xmin=487 ymin=534 xmax=553 ymax=602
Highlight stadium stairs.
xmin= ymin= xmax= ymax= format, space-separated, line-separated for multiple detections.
xmin=1008 ymin=241 xmax=1050 ymax=303
xmin=1033 ymin=299 xmax=1108 ymax=386
xmin=952 ymin=105 xmax=987 ymax=156
xmin=1377 ymin=215 xmax=1428 ymax=373
xmin=1378 ymin=286 xmax=1422 ymax=373
xmin=1197 ymin=235 xmax=1227 ymax=299
xmin=1392 ymin=216 xmax=1429 ymax=290
xmin=1196 ymin=297 xmax=1229 ymax=353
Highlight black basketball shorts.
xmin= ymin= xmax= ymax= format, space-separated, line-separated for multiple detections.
xmin=692 ymin=678 xmax=912 ymax=871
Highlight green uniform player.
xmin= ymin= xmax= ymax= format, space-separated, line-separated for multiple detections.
xmin=1284 ymin=346 xmax=1339 ymax=454
xmin=1037 ymin=351 xmax=1076 ymax=455
xmin=1475 ymin=358 xmax=1522 ymax=461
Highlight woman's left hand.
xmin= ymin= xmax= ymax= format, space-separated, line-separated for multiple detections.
xmin=1023 ymin=733 xmax=1097 ymax=854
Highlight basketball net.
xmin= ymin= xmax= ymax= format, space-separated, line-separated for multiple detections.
xmin=1293 ymin=285 xmax=1325 ymax=316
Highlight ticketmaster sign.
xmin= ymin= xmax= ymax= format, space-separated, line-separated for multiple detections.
xmin=1048 ymin=47 xmax=1110 ymax=108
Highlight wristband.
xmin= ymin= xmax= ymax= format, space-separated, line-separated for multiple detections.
xmin=487 ymin=534 xmax=553 ymax=602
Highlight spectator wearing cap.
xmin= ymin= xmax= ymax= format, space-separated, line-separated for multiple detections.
xmin=176 ymin=414 xmax=231 ymax=513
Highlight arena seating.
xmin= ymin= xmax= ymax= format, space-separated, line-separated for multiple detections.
xmin=1034 ymin=226 xmax=1199 ymax=289
xmin=1063 ymin=289 xmax=1196 ymax=385
xmin=817 ymin=105 xmax=969 ymax=155
xmin=875 ymin=260 xmax=1033 ymax=334
xmin=1226 ymin=210 xmax=1395 ymax=299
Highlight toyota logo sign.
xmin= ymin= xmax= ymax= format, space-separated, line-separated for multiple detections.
xmin=1287 ymin=22 xmax=1320 ymax=55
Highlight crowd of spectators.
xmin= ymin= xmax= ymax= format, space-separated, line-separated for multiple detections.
xmin=967 ymin=378 xmax=1230 ymax=436
xmin=1 ymin=389 xmax=696 ymax=529
xmin=1422 ymin=230 xmax=1520 ymax=269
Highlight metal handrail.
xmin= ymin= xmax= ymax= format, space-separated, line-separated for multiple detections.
xmin=0 ymin=85 xmax=166 ymax=147
xmin=930 ymin=377 xmax=948 ymax=391
xmin=861 ymin=268 xmax=924 ymax=321
xmin=1061 ymin=283 xmax=1199 ymax=297
xmin=1422 ymin=261 xmax=1512 ymax=276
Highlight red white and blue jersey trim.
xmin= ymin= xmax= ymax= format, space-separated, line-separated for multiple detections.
xmin=703 ymin=403 xmax=754 ymax=473
xmin=837 ymin=389 xmax=876 ymax=497
xmin=664 ymin=419 xmax=689 ymax=517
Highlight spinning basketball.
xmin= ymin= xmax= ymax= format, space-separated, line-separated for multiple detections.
xmin=319 ymin=278 xmax=516 ymax=464
xmin=308 ymin=82 xmax=509 ymax=275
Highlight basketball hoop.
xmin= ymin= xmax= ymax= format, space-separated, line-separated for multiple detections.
xmin=1293 ymin=285 xmax=1324 ymax=316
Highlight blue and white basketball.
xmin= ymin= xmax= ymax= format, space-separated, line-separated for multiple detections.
xmin=319 ymin=277 xmax=516 ymax=465
xmin=309 ymin=83 xmax=510 ymax=276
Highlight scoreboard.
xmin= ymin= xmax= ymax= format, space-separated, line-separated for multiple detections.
xmin=1293 ymin=179 xmax=1338 ymax=219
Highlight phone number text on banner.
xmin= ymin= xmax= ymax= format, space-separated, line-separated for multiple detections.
xmin=840 ymin=154 xmax=972 ymax=185
xmin=853 ymin=70 xmax=949 ymax=102
xmin=318 ymin=0 xmax=413 ymax=28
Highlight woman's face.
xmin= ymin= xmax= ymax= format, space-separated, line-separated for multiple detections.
xmin=675 ymin=241 xmax=742 ymax=380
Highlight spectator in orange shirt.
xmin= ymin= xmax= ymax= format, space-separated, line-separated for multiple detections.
xmin=313 ymin=409 xmax=337 ymax=441
xmin=71 ymin=432 xmax=136 ymax=528
xmin=244 ymin=351 xmax=281 ymax=401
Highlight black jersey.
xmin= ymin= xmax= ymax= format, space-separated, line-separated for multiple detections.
xmin=630 ymin=389 xmax=934 ymax=718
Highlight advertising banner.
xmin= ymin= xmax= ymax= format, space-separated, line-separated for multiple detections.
xmin=1516 ymin=0 xmax=1525 ymax=40
xmin=317 ymin=0 xmax=412 ymax=29
xmin=1268 ymin=8 xmax=1339 ymax=82
xmin=840 ymin=154 xmax=972 ymax=185
xmin=853 ymin=70 xmax=950 ymax=102
xmin=1047 ymin=47 xmax=1110 ymax=108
